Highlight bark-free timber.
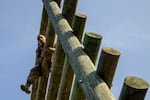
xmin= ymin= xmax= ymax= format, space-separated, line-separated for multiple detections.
xmin=57 ymin=13 xmax=87 ymax=100
xmin=39 ymin=6 xmax=49 ymax=36
xmin=83 ymin=32 xmax=102 ymax=64
xmin=44 ymin=1 xmax=115 ymax=99
xmin=97 ymin=48 xmax=120 ymax=88
xmin=46 ymin=0 xmax=77 ymax=99
xmin=36 ymin=19 xmax=56 ymax=100
xmin=119 ymin=76 xmax=149 ymax=100
xmin=31 ymin=7 xmax=48 ymax=100
xmin=36 ymin=1 xmax=62 ymax=100
xmin=71 ymin=32 xmax=102 ymax=100
xmin=62 ymin=0 xmax=78 ymax=26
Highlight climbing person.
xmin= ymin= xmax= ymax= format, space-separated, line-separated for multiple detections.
xmin=20 ymin=34 xmax=55 ymax=94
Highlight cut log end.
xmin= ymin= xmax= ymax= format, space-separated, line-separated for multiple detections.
xmin=102 ymin=48 xmax=120 ymax=56
xmin=85 ymin=32 xmax=102 ymax=40
xmin=125 ymin=76 xmax=149 ymax=89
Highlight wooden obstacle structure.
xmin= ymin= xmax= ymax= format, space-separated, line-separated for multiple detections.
xmin=28 ymin=0 xmax=149 ymax=100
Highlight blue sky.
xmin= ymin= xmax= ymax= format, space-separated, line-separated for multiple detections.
xmin=0 ymin=0 xmax=149 ymax=100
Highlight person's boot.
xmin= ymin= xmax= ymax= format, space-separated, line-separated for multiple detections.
xmin=20 ymin=84 xmax=31 ymax=94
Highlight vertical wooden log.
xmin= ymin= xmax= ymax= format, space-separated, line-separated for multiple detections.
xmin=71 ymin=32 xmax=102 ymax=100
xmin=97 ymin=48 xmax=120 ymax=88
xmin=30 ymin=6 xmax=48 ymax=100
xmin=119 ymin=76 xmax=149 ymax=100
xmin=46 ymin=0 xmax=77 ymax=100
xmin=36 ymin=1 xmax=62 ymax=100
xmin=39 ymin=6 xmax=49 ymax=36
xmin=46 ymin=41 xmax=65 ymax=100
xmin=62 ymin=0 xmax=78 ymax=26
xmin=36 ymin=19 xmax=56 ymax=100
xmin=83 ymin=32 xmax=102 ymax=64
xmin=56 ymin=13 xmax=87 ymax=100
xmin=53 ymin=0 xmax=62 ymax=7
xmin=44 ymin=1 xmax=116 ymax=99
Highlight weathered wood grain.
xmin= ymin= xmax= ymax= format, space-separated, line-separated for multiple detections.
xmin=71 ymin=32 xmax=102 ymax=100
xmin=46 ymin=0 xmax=77 ymax=100
xmin=97 ymin=48 xmax=120 ymax=88
xmin=57 ymin=13 xmax=87 ymax=100
xmin=119 ymin=76 xmax=149 ymax=100
xmin=44 ymin=1 xmax=115 ymax=99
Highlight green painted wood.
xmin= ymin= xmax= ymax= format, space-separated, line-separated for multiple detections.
xmin=46 ymin=0 xmax=77 ymax=100
xmin=97 ymin=48 xmax=120 ymax=88
xmin=44 ymin=0 xmax=115 ymax=99
xmin=119 ymin=76 xmax=149 ymax=100
xmin=57 ymin=13 xmax=87 ymax=100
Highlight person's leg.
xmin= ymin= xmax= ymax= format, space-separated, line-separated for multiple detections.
xmin=20 ymin=65 xmax=40 ymax=94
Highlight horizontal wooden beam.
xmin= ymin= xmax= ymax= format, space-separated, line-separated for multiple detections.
xmin=44 ymin=0 xmax=115 ymax=99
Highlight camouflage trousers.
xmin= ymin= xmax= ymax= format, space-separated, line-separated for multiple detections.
xmin=27 ymin=65 xmax=41 ymax=85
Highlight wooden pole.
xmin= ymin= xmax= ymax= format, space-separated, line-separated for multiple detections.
xmin=71 ymin=32 xmax=102 ymax=100
xmin=53 ymin=0 xmax=61 ymax=7
xmin=30 ymin=6 xmax=48 ymax=100
xmin=36 ymin=19 xmax=56 ymax=100
xmin=62 ymin=0 xmax=78 ymax=26
xmin=119 ymin=76 xmax=149 ymax=100
xmin=39 ymin=6 xmax=49 ymax=36
xmin=46 ymin=41 xmax=65 ymax=100
xmin=57 ymin=13 xmax=87 ymax=100
xmin=97 ymin=48 xmax=120 ymax=88
xmin=46 ymin=0 xmax=77 ymax=99
xmin=83 ymin=32 xmax=102 ymax=64
xmin=36 ymin=1 xmax=62 ymax=100
xmin=44 ymin=1 xmax=115 ymax=99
